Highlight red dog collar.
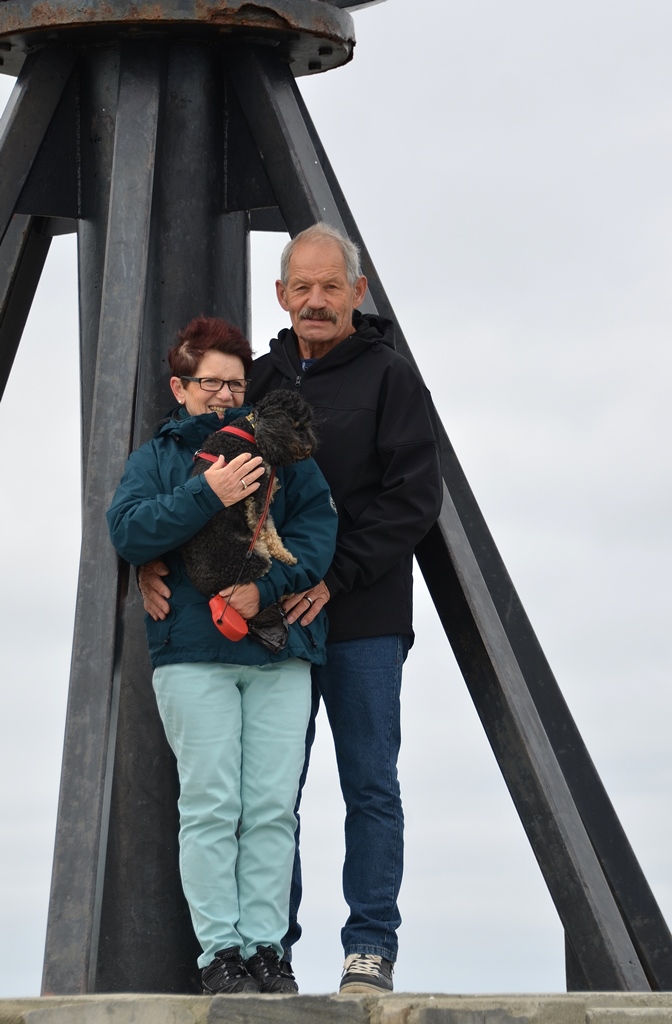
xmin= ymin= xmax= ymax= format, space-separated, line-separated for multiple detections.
xmin=194 ymin=424 xmax=257 ymax=464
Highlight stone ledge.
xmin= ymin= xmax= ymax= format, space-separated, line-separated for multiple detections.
xmin=2 ymin=993 xmax=672 ymax=1024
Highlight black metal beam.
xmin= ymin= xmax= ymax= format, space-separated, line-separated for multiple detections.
xmin=227 ymin=46 xmax=339 ymax=230
xmin=0 ymin=214 xmax=51 ymax=400
xmin=139 ymin=42 xmax=251 ymax=442
xmin=249 ymin=207 xmax=286 ymax=232
xmin=226 ymin=44 xmax=372 ymax=316
xmin=96 ymin=578 xmax=200 ymax=995
xmin=76 ymin=47 xmax=120 ymax=485
xmin=15 ymin=68 xmax=79 ymax=221
xmin=42 ymin=41 xmax=163 ymax=996
xmin=424 ymin=487 xmax=648 ymax=989
xmin=223 ymin=73 xmax=280 ymax=218
xmin=0 ymin=48 xmax=75 ymax=247
xmin=416 ymin=460 xmax=672 ymax=990
xmin=96 ymin=42 xmax=250 ymax=994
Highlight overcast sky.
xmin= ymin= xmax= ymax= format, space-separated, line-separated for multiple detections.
xmin=1 ymin=0 xmax=671 ymax=999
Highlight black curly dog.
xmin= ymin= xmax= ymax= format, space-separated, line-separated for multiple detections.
xmin=182 ymin=390 xmax=318 ymax=599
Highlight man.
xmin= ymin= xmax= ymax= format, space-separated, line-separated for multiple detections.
xmin=141 ymin=223 xmax=443 ymax=992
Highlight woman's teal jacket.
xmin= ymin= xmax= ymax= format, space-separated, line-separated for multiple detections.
xmin=107 ymin=406 xmax=338 ymax=668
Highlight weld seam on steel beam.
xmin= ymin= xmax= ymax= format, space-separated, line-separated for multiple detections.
xmin=42 ymin=42 xmax=163 ymax=996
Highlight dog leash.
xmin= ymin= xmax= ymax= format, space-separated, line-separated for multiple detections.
xmin=209 ymin=465 xmax=277 ymax=638
xmin=193 ymin=425 xmax=278 ymax=638
xmin=194 ymin=424 xmax=276 ymax=552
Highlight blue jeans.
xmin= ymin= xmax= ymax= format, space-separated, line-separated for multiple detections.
xmin=286 ymin=635 xmax=409 ymax=962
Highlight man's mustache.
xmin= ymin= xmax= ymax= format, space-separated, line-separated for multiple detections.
xmin=299 ymin=307 xmax=338 ymax=323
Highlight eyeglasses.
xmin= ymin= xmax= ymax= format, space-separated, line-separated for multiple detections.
xmin=181 ymin=376 xmax=251 ymax=393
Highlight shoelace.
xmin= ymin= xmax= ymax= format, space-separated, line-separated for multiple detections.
xmin=211 ymin=950 xmax=246 ymax=979
xmin=250 ymin=947 xmax=282 ymax=979
xmin=342 ymin=954 xmax=385 ymax=977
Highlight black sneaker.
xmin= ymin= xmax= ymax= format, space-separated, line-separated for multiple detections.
xmin=202 ymin=946 xmax=260 ymax=995
xmin=339 ymin=953 xmax=394 ymax=994
xmin=245 ymin=945 xmax=299 ymax=994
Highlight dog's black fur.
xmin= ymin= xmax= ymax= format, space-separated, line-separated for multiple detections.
xmin=182 ymin=390 xmax=318 ymax=598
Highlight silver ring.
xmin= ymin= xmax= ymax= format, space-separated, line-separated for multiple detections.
xmin=304 ymin=595 xmax=313 ymax=608
xmin=241 ymin=479 xmax=248 ymax=490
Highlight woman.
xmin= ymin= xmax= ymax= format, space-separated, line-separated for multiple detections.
xmin=107 ymin=316 xmax=337 ymax=995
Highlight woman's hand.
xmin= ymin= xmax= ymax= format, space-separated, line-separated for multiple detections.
xmin=218 ymin=582 xmax=261 ymax=620
xmin=204 ymin=452 xmax=265 ymax=507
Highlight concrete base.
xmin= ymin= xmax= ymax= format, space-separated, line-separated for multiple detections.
xmin=2 ymin=993 xmax=672 ymax=1024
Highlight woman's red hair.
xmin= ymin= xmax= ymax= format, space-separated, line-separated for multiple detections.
xmin=168 ymin=317 xmax=253 ymax=378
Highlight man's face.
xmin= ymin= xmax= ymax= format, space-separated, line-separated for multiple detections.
xmin=276 ymin=239 xmax=367 ymax=354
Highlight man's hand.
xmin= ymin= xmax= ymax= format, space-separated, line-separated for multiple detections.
xmin=138 ymin=559 xmax=171 ymax=621
xmin=282 ymin=580 xmax=330 ymax=627
xmin=218 ymin=582 xmax=261 ymax=620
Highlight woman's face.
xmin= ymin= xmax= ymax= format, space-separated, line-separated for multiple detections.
xmin=170 ymin=351 xmax=247 ymax=419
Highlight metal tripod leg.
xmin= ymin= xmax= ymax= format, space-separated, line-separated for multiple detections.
xmin=290 ymin=82 xmax=672 ymax=991
xmin=227 ymin=44 xmax=372 ymax=318
xmin=0 ymin=50 xmax=75 ymax=247
xmin=0 ymin=50 xmax=74 ymax=401
xmin=0 ymin=214 xmax=51 ymax=399
xmin=432 ymin=482 xmax=648 ymax=989
xmin=95 ymin=41 xmax=249 ymax=994
xmin=42 ymin=41 xmax=163 ymax=996
xmin=228 ymin=45 xmax=660 ymax=991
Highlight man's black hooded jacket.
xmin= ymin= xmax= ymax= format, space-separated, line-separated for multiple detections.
xmin=248 ymin=312 xmax=443 ymax=644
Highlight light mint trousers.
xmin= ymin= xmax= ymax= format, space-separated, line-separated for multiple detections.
xmin=153 ymin=659 xmax=311 ymax=967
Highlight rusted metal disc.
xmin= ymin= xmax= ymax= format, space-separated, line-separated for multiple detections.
xmin=326 ymin=0 xmax=389 ymax=8
xmin=0 ymin=0 xmax=355 ymax=76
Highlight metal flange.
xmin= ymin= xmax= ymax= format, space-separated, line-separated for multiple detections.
xmin=327 ymin=0 xmax=388 ymax=8
xmin=325 ymin=0 xmax=388 ymax=8
xmin=0 ymin=0 xmax=355 ymax=77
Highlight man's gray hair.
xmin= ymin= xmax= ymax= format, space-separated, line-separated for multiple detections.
xmin=280 ymin=223 xmax=362 ymax=286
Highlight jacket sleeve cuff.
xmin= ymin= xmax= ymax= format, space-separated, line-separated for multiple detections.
xmin=323 ymin=568 xmax=342 ymax=599
xmin=255 ymin=577 xmax=277 ymax=609
xmin=187 ymin=474 xmax=224 ymax=518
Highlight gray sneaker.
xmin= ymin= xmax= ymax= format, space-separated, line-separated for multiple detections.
xmin=339 ymin=953 xmax=394 ymax=994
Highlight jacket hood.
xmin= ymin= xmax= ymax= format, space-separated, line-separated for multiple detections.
xmin=268 ymin=311 xmax=396 ymax=377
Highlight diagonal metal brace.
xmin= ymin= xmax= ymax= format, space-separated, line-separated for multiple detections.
xmin=431 ymin=483 xmax=648 ymax=989
xmin=0 ymin=213 xmax=51 ymax=400
xmin=226 ymin=43 xmax=377 ymax=313
xmin=41 ymin=41 xmax=163 ymax=996
xmin=0 ymin=48 xmax=75 ymax=248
